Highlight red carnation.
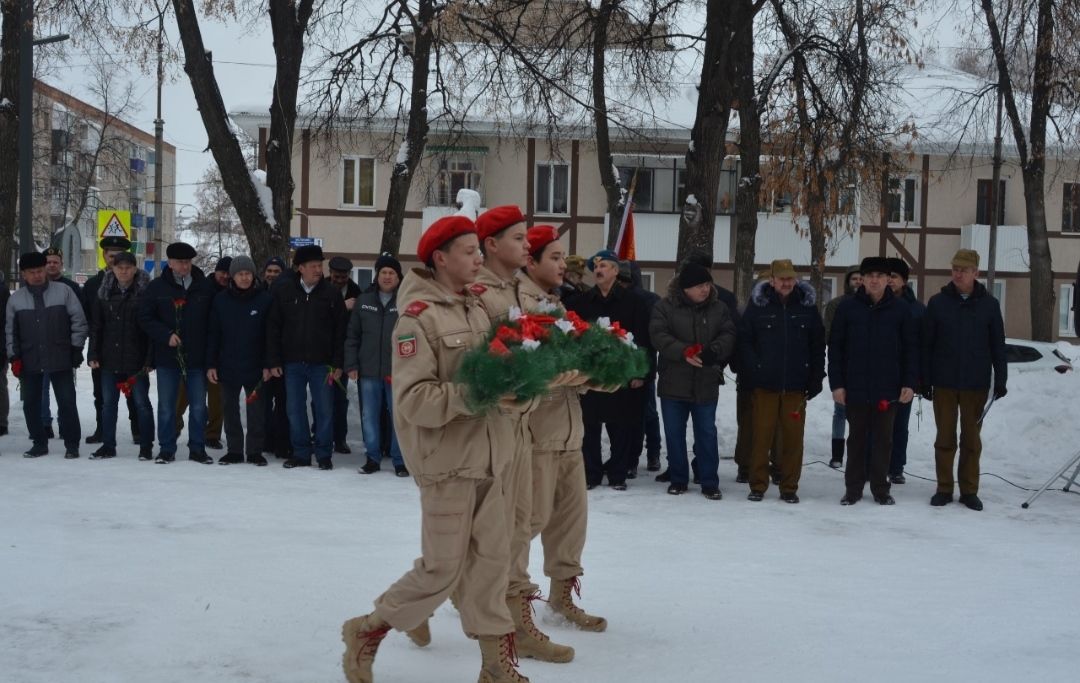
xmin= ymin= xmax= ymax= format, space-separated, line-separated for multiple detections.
xmin=11 ymin=359 xmax=22 ymax=378
xmin=609 ymin=321 xmax=628 ymax=339
xmin=519 ymin=318 xmax=549 ymax=341
xmin=564 ymin=311 xmax=590 ymax=335
xmin=245 ymin=391 xmax=259 ymax=405
xmin=877 ymin=399 xmax=891 ymax=413
xmin=789 ymin=411 xmax=801 ymax=421
xmin=684 ymin=343 xmax=704 ymax=359
xmin=172 ymin=298 xmax=186 ymax=309
xmin=495 ymin=325 xmax=522 ymax=343
xmin=488 ymin=338 xmax=512 ymax=357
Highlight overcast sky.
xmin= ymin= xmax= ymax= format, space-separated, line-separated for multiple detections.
xmin=40 ymin=3 xmax=966 ymax=220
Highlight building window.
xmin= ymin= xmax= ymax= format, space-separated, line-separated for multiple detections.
xmin=535 ymin=162 xmax=570 ymax=215
xmin=341 ymin=156 xmax=376 ymax=208
xmin=976 ymin=179 xmax=1006 ymax=225
xmin=1059 ymin=284 xmax=1075 ymax=337
xmin=639 ymin=271 xmax=655 ymax=292
xmin=1063 ymin=183 xmax=1080 ymax=233
xmin=887 ymin=177 xmax=918 ymax=224
xmin=802 ymin=276 xmax=836 ymax=301
xmin=352 ymin=266 xmax=374 ymax=291
xmin=991 ymin=280 xmax=1006 ymax=324
xmin=433 ymin=158 xmax=483 ymax=206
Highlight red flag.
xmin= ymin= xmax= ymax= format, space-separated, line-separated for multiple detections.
xmin=616 ymin=206 xmax=636 ymax=261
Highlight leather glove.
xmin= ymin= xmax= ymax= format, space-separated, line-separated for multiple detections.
xmin=994 ymin=385 xmax=1007 ymax=400
xmin=805 ymin=381 xmax=823 ymax=400
xmin=71 ymin=346 xmax=84 ymax=368
xmin=699 ymin=348 xmax=720 ymax=366
xmin=920 ymin=386 xmax=934 ymax=401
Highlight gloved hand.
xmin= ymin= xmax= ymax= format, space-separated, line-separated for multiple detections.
xmin=920 ymin=385 xmax=934 ymax=401
xmin=699 ymin=348 xmax=720 ymax=366
xmin=71 ymin=346 xmax=84 ymax=368
xmin=11 ymin=358 xmax=22 ymax=377
xmin=994 ymin=385 xmax=1007 ymax=400
xmin=805 ymin=381 xmax=823 ymax=400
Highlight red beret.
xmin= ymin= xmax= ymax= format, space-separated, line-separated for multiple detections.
xmin=476 ymin=205 xmax=525 ymax=241
xmin=527 ymin=225 xmax=560 ymax=255
xmin=417 ymin=215 xmax=477 ymax=264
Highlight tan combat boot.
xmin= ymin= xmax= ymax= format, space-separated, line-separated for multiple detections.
xmin=406 ymin=618 xmax=431 ymax=647
xmin=478 ymin=633 xmax=531 ymax=683
xmin=550 ymin=577 xmax=607 ymax=632
xmin=509 ymin=591 xmax=574 ymax=663
xmin=342 ymin=613 xmax=390 ymax=683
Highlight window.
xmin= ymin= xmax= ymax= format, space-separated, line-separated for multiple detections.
xmin=977 ymin=179 xmax=1006 ymax=225
xmin=1060 ymin=284 xmax=1075 ymax=337
xmin=991 ymin=280 xmax=1006 ymax=324
xmin=670 ymin=167 xmax=738 ymax=215
xmin=801 ymin=277 xmax=835 ymax=301
xmin=352 ymin=267 xmax=374 ymax=291
xmin=341 ymin=156 xmax=376 ymax=208
xmin=618 ymin=167 xmax=655 ymax=212
xmin=639 ymin=271 xmax=655 ymax=293
xmin=535 ymin=162 xmax=570 ymax=215
xmin=888 ymin=177 xmax=918 ymax=223
xmin=1063 ymin=183 xmax=1080 ymax=233
xmin=433 ymin=158 xmax=483 ymax=206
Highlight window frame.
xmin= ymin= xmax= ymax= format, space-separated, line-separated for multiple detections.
xmin=431 ymin=156 xmax=484 ymax=207
xmin=887 ymin=176 xmax=919 ymax=226
xmin=340 ymin=155 xmax=377 ymax=210
xmin=991 ymin=280 xmax=1006 ymax=325
xmin=976 ymin=178 xmax=1006 ymax=225
xmin=1060 ymin=284 xmax=1075 ymax=337
xmin=534 ymin=160 xmax=571 ymax=216
xmin=1063 ymin=183 xmax=1080 ymax=233
xmin=352 ymin=266 xmax=374 ymax=291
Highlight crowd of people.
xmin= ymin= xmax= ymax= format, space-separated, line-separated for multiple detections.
xmin=1 ymin=208 xmax=1008 ymax=682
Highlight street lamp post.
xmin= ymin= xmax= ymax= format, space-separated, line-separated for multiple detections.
xmin=16 ymin=0 xmax=68 ymax=255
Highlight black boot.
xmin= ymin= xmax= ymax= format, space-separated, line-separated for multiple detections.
xmin=218 ymin=453 xmax=244 ymax=465
xmin=247 ymin=453 xmax=268 ymax=466
xmin=829 ymin=439 xmax=844 ymax=469
xmin=84 ymin=430 xmax=101 ymax=444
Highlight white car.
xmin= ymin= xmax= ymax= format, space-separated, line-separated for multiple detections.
xmin=1004 ymin=338 xmax=1074 ymax=374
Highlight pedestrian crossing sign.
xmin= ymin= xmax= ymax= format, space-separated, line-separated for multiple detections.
xmin=96 ymin=210 xmax=131 ymax=269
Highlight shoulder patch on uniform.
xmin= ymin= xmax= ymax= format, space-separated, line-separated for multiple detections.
xmin=468 ymin=283 xmax=488 ymax=296
xmin=397 ymin=334 xmax=417 ymax=358
xmin=403 ymin=301 xmax=429 ymax=317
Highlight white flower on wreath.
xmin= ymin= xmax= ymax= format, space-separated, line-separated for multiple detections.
xmin=508 ymin=306 xmax=523 ymax=321
xmin=596 ymin=316 xmax=612 ymax=329
xmin=554 ymin=319 xmax=575 ymax=335
xmin=535 ymin=298 xmax=558 ymax=314
xmin=521 ymin=338 xmax=541 ymax=351
xmin=620 ymin=332 xmax=637 ymax=348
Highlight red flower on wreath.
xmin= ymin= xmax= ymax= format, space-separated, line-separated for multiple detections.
xmin=495 ymin=325 xmax=523 ymax=344
xmin=518 ymin=317 xmax=550 ymax=341
xmin=609 ymin=321 xmax=629 ymax=339
xmin=488 ymin=338 xmax=512 ymax=357
xmin=563 ymin=310 xmax=590 ymax=335
xmin=683 ymin=343 xmax=704 ymax=359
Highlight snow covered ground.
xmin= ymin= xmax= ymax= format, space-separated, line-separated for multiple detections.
xmin=2 ymin=357 xmax=1079 ymax=683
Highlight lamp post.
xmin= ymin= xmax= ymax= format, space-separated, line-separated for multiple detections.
xmin=17 ymin=0 xmax=68 ymax=255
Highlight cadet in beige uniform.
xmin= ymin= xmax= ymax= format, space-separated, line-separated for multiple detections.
xmin=518 ymin=226 xmax=607 ymax=632
xmin=341 ymin=215 xmax=530 ymax=683
xmin=471 ymin=206 xmax=573 ymax=663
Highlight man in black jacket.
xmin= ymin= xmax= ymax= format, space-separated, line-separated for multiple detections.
xmin=566 ymin=249 xmax=652 ymax=490
xmin=328 ymin=256 xmax=362 ymax=454
xmin=0 ymin=271 xmax=8 ymax=436
xmin=137 ymin=241 xmax=216 ymax=464
xmin=829 ymin=257 xmax=917 ymax=506
xmin=886 ymin=257 xmax=926 ymax=484
xmin=345 ymin=254 xmax=404 ymax=475
xmin=922 ymin=249 xmax=1007 ymax=511
xmin=738 ymin=259 xmax=826 ymax=503
xmin=266 ymin=245 xmax=346 ymax=470
xmin=260 ymin=256 xmax=290 ymax=459
xmin=40 ymin=247 xmax=82 ymax=440
xmin=87 ymin=251 xmax=154 ymax=460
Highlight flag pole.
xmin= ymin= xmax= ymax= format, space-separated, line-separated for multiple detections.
xmin=614 ymin=168 xmax=638 ymax=254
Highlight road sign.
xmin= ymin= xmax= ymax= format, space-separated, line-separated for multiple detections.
xmin=289 ymin=236 xmax=323 ymax=249
xmin=96 ymin=210 xmax=131 ymax=270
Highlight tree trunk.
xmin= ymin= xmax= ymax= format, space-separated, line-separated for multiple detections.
xmin=732 ymin=11 xmax=759 ymax=307
xmin=593 ymin=0 xmax=624 ymax=250
xmin=806 ymin=192 xmax=828 ymax=311
xmin=1023 ymin=166 xmax=1054 ymax=340
xmin=265 ymin=0 xmax=314 ymax=261
xmin=172 ymin=0 xmax=284 ymax=268
xmin=380 ymin=0 xmax=434 ymax=256
xmin=0 ymin=0 xmax=22 ymax=281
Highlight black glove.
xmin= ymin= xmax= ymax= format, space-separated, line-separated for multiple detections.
xmin=920 ymin=386 xmax=934 ymax=401
xmin=71 ymin=346 xmax=84 ymax=368
xmin=806 ymin=381 xmax=823 ymax=400
xmin=699 ymin=348 xmax=720 ymax=366
xmin=994 ymin=385 xmax=1007 ymax=400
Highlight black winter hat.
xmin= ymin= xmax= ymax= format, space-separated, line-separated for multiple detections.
xmin=112 ymin=251 xmax=137 ymax=267
xmin=678 ymin=262 xmax=713 ymax=289
xmin=328 ymin=256 xmax=353 ymax=273
xmin=374 ymin=253 xmax=403 ymax=279
xmin=886 ymin=257 xmax=910 ymax=281
xmin=215 ymin=256 xmax=233 ymax=273
xmin=166 ymin=242 xmax=197 ymax=260
xmin=293 ymin=244 xmax=325 ymax=266
xmin=19 ymin=251 xmax=46 ymax=270
xmin=859 ymin=256 xmax=891 ymax=275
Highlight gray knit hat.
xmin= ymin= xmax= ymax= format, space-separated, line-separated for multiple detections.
xmin=229 ymin=255 xmax=257 ymax=277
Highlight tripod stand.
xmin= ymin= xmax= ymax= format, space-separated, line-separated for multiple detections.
xmin=1022 ymin=449 xmax=1080 ymax=508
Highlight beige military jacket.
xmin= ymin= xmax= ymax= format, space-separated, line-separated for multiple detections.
xmin=516 ymin=274 xmax=585 ymax=453
xmin=391 ymin=268 xmax=513 ymax=485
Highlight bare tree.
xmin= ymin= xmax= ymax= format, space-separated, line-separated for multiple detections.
xmin=0 ymin=0 xmax=20 ymax=279
xmin=181 ymin=164 xmax=249 ymax=271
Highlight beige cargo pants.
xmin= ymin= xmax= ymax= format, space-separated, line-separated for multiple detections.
xmin=526 ymin=448 xmax=588 ymax=589
xmin=501 ymin=414 xmax=535 ymax=597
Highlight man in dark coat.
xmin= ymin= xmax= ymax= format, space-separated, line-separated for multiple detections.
xmin=137 ymin=241 xmax=216 ymax=464
xmin=0 ymin=270 xmax=9 ymax=435
xmin=180 ymin=256 xmax=231 ymax=451
xmin=829 ymin=256 xmax=917 ymax=506
xmin=266 ymin=245 xmax=347 ymax=470
xmin=621 ymin=260 xmax=662 ymax=476
xmin=260 ymin=256 xmax=290 ymax=459
xmin=922 ymin=249 xmax=1007 ymax=511
xmin=7 ymin=251 xmax=88 ymax=458
xmin=738 ymin=259 xmax=826 ymax=503
xmin=81 ymin=236 xmax=139 ymax=445
xmin=207 ymin=256 xmax=273 ymax=466
xmin=328 ymin=256 xmax=362 ymax=454
xmin=87 ymin=251 xmax=154 ymax=460
xmin=566 ymin=249 xmax=653 ymax=490
xmin=345 ymin=253 xmax=405 ymax=475
xmin=649 ymin=263 xmax=736 ymax=499
xmin=40 ymin=247 xmax=82 ymax=440
xmin=886 ymin=257 xmax=926 ymax=484
xmin=824 ymin=266 xmax=863 ymax=468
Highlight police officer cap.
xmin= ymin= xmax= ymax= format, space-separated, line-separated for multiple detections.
xmin=100 ymin=236 xmax=132 ymax=251
xmin=166 ymin=242 xmax=197 ymax=260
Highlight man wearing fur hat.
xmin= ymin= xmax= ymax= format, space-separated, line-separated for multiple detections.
xmin=207 ymin=256 xmax=273 ymax=466
xmin=738 ymin=259 xmax=826 ymax=503
xmin=829 ymin=256 xmax=917 ymax=505
xmin=266 ymin=245 xmax=346 ymax=470
xmin=87 ymin=251 xmax=154 ymax=460
xmin=341 ymin=215 xmax=531 ymax=683
xmin=823 ymin=266 xmax=863 ymax=469
xmin=886 ymin=257 xmax=925 ymax=484
xmin=138 ymin=241 xmax=216 ymax=464
xmin=922 ymin=249 xmax=1006 ymax=511
xmin=346 ymin=253 xmax=406 ymax=476
xmin=7 ymin=251 xmax=88 ymax=459
xmin=470 ymin=205 xmax=575 ymax=664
